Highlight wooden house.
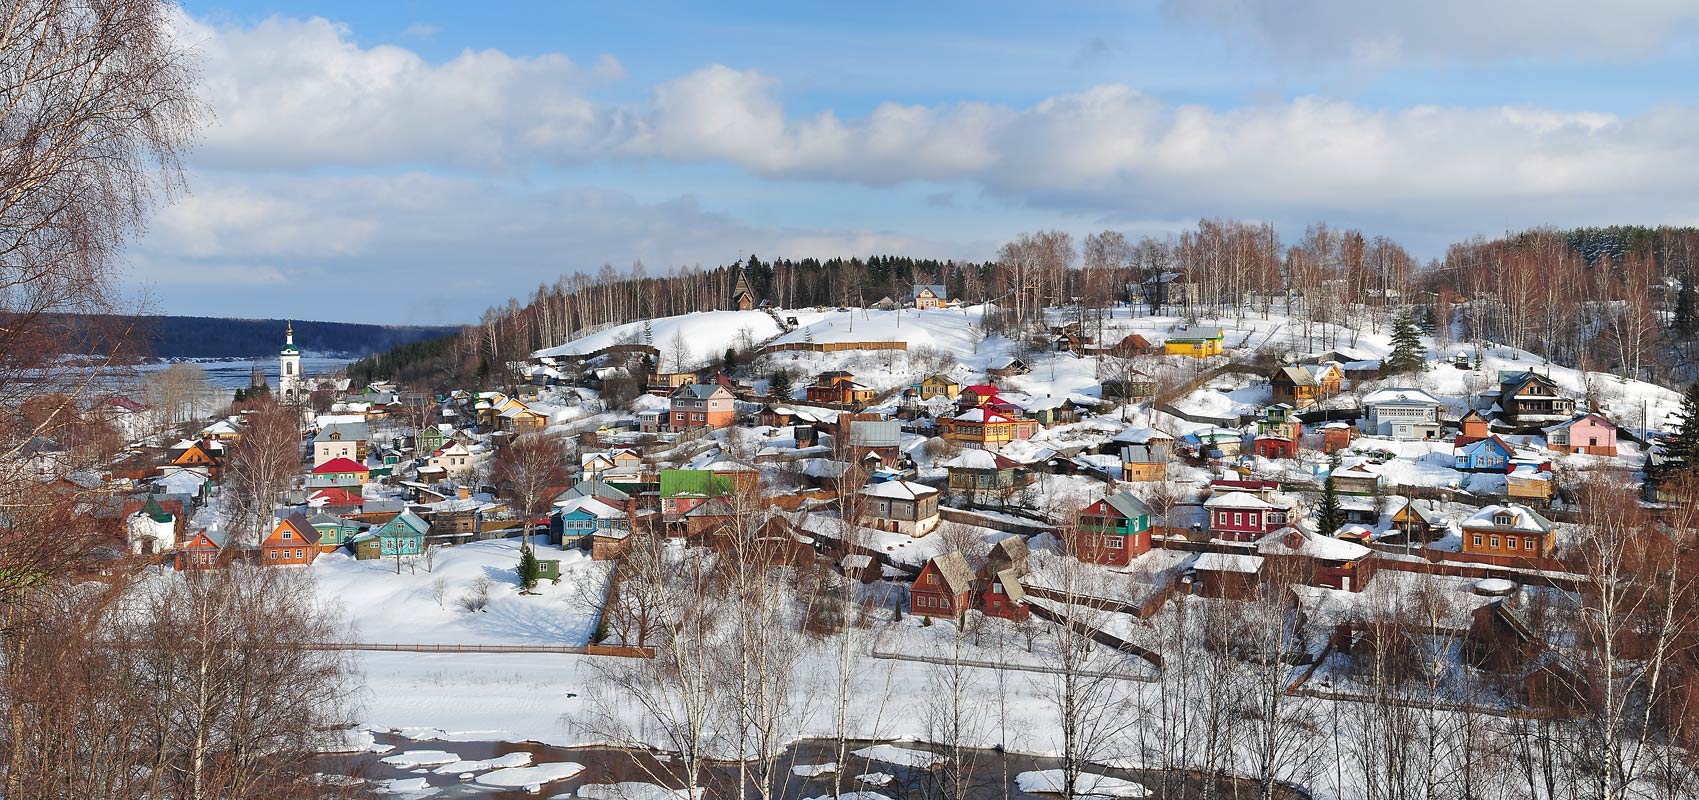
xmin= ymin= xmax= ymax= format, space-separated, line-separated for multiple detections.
xmin=1461 ymin=504 xmax=1556 ymax=559
xmin=1119 ymin=443 xmax=1170 ymax=481
xmin=1506 ymin=465 xmax=1555 ymax=505
xmin=1204 ymin=491 xmax=1290 ymax=542
xmin=260 ymin=514 xmax=320 ymax=566
xmin=1253 ymin=435 xmax=1298 ymax=460
xmin=1068 ymin=492 xmax=1153 ymax=566
xmin=1256 ymin=404 xmax=1301 ymax=441
xmin=426 ymin=441 xmax=476 ymax=479
xmin=1322 ymin=422 xmax=1357 ymax=453
xmin=980 ymin=569 xmax=1029 ymax=621
xmin=308 ymin=512 xmax=364 ymax=552
xmin=1105 ymin=333 xmax=1153 ymax=357
xmin=911 ymin=284 xmax=947 ymax=310
xmin=1455 ymin=410 xmax=1491 ymax=446
xmin=1331 ymin=462 xmax=1383 ymax=495
xmin=669 ymin=383 xmax=737 ymax=431
xmin=1387 ymin=498 xmax=1440 ymax=542
xmin=1270 ymin=364 xmax=1341 ymax=409
xmin=919 ymin=374 xmax=961 ymax=401
xmin=806 ymin=371 xmax=876 ymax=406
xmin=1100 ymin=369 xmax=1157 ymax=403
xmin=986 ymin=357 xmax=1029 ymax=379
xmin=939 ymin=408 xmax=1039 ymax=450
xmin=1455 ymin=435 xmax=1514 ymax=473
xmin=167 ymin=438 xmax=223 ymax=478
xmin=307 ymin=457 xmax=369 ymax=489
xmin=958 ymin=384 xmax=1001 ymax=408
xmin=1496 ymin=371 xmax=1575 ymax=426
xmin=174 ymin=529 xmax=232 ymax=571
xmin=351 ymin=510 xmax=428 ymax=560
xmin=1362 ymin=388 xmax=1444 ymax=440
xmin=1256 ymin=526 xmax=1375 ymax=592
xmin=313 ymin=421 xmax=369 ymax=467
xmin=1544 ymin=413 xmax=1618 ymax=457
xmin=659 ymin=469 xmax=735 ymax=529
xmin=1189 ymin=552 xmax=1264 ymax=599
xmin=858 ymin=480 xmax=940 ymax=536
xmin=1162 ymin=326 xmax=1225 ymax=358
xmin=552 ymin=495 xmax=628 ymax=547
xmin=910 ymin=551 xmax=975 ymax=619
xmin=943 ymin=449 xmax=1028 ymax=493
xmin=500 ymin=405 xmax=549 ymax=433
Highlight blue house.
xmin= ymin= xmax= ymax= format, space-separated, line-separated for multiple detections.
xmin=351 ymin=510 xmax=429 ymax=560
xmin=1455 ymin=435 xmax=1514 ymax=473
xmin=551 ymin=496 xmax=628 ymax=547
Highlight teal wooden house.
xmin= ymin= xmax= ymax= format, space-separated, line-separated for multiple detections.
xmin=309 ymin=512 xmax=364 ymax=549
xmin=351 ymin=510 xmax=429 ymax=560
xmin=551 ymin=496 xmax=628 ymax=547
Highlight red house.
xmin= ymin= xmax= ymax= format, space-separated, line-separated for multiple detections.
xmin=1204 ymin=491 xmax=1290 ymax=543
xmin=1252 ymin=435 xmax=1298 ymax=460
xmin=910 ymin=552 xmax=975 ymax=619
xmin=174 ymin=528 xmax=231 ymax=571
xmin=260 ymin=513 xmax=321 ymax=566
xmin=1256 ymin=526 xmax=1376 ymax=592
xmin=958 ymin=385 xmax=1000 ymax=408
xmin=1455 ymin=410 xmax=1491 ymax=447
xmin=980 ymin=570 xmax=1029 ymax=621
xmin=1067 ymin=492 xmax=1153 ymax=567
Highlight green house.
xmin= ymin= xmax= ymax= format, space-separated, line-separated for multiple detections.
xmin=309 ymin=512 xmax=364 ymax=549
xmin=536 ymin=559 xmax=561 ymax=581
xmin=351 ymin=510 xmax=429 ymax=560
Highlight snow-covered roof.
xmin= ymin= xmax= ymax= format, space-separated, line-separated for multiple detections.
xmin=1194 ymin=552 xmax=1264 ymax=573
xmin=1461 ymin=504 xmax=1554 ymax=533
xmin=1204 ymin=491 xmax=1276 ymax=510
xmin=554 ymin=496 xmax=626 ymax=519
xmin=952 ymin=407 xmax=1016 ymax=424
xmin=1362 ymin=388 xmax=1442 ymax=407
xmin=1257 ymin=527 xmax=1372 ymax=561
xmin=858 ymin=480 xmax=938 ymax=500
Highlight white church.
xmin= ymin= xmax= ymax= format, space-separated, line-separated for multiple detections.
xmin=279 ymin=321 xmax=304 ymax=402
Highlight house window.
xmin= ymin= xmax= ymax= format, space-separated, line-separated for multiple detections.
xmin=1489 ymin=536 xmax=1500 ymax=549
xmin=1108 ymin=536 xmax=1124 ymax=550
xmin=295 ymin=548 xmax=304 ymax=559
xmin=281 ymin=530 xmax=292 ymax=541
xmin=1472 ymin=535 xmax=1483 ymax=547
xmin=1507 ymin=538 xmax=1517 ymax=550
xmin=1525 ymin=537 xmax=1536 ymax=550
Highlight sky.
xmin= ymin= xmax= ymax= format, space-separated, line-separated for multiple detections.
xmin=133 ymin=0 xmax=1699 ymax=325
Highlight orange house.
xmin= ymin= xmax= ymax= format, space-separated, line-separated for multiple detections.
xmin=669 ymin=384 xmax=737 ymax=431
xmin=260 ymin=513 xmax=321 ymax=566
xmin=805 ymin=371 xmax=876 ymax=406
xmin=940 ymin=407 xmax=1038 ymax=450
xmin=1461 ymin=504 xmax=1556 ymax=559
xmin=169 ymin=439 xmax=223 ymax=478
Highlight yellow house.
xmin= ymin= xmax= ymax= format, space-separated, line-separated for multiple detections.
xmin=1163 ymin=326 xmax=1225 ymax=358
xmin=920 ymin=374 xmax=960 ymax=400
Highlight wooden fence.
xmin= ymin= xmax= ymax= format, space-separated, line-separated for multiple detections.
xmin=758 ymin=340 xmax=908 ymax=355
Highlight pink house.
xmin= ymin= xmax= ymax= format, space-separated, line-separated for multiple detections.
xmin=1543 ymin=413 xmax=1617 ymax=457
xmin=1205 ymin=491 xmax=1290 ymax=543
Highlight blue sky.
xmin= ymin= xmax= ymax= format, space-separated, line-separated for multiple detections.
xmin=137 ymin=1 xmax=1699 ymax=324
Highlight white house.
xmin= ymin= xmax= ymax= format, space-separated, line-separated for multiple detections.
xmin=1361 ymin=388 xmax=1444 ymax=440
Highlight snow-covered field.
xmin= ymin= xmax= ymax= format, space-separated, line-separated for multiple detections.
xmin=316 ymin=538 xmax=611 ymax=647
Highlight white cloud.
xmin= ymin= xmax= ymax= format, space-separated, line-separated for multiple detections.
xmin=1158 ymin=0 xmax=1699 ymax=64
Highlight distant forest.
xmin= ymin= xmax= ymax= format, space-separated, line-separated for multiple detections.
xmin=350 ymin=223 xmax=1699 ymax=390
xmin=68 ymin=314 xmax=461 ymax=360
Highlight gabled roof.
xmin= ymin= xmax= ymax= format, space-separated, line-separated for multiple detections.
xmin=1204 ymin=491 xmax=1276 ymax=510
xmin=1167 ymin=326 xmax=1223 ymax=341
xmin=1274 ymin=366 xmax=1317 ymax=387
xmin=373 ymin=510 xmax=430 ymax=537
xmin=1362 ymin=387 xmax=1442 ymax=407
xmin=858 ymin=480 xmax=938 ymax=500
xmin=1462 ymin=504 xmax=1555 ymax=533
xmin=1256 ymin=526 xmax=1371 ymax=561
xmin=1543 ymin=412 xmax=1617 ymax=433
xmin=317 ymin=421 xmax=369 ymax=442
xmin=942 ymin=449 xmax=1017 ymax=470
xmin=991 ymin=568 xmax=1026 ymax=604
xmin=953 ymin=407 xmax=1016 ymax=424
xmin=922 ymin=551 xmax=975 ymax=595
xmin=556 ymin=495 xmax=627 ymax=519
xmin=312 ymin=457 xmax=369 ymax=474
xmin=673 ymin=383 xmax=732 ymax=400
xmin=1120 ymin=444 xmax=1168 ymax=464
xmin=912 ymin=284 xmax=947 ymax=300
xmin=1100 ymin=491 xmax=1153 ymax=520
xmin=271 ymin=513 xmax=320 ymax=546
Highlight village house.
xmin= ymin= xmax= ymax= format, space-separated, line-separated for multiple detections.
xmin=173 ymin=528 xmax=230 ymax=571
xmin=1454 ymin=409 xmax=1491 ymax=446
xmin=581 ymin=449 xmax=643 ymax=478
xmin=1068 ymin=491 xmax=1153 ymax=566
xmin=308 ymin=512 xmax=364 ymax=552
xmin=313 ymin=420 xmax=368 ymax=467
xmin=857 ymin=479 xmax=941 ymax=536
xmin=425 ymin=440 xmax=476 ymax=480
xmin=124 ymin=496 xmax=177 ymax=555
xmin=911 ymin=284 xmax=947 ymax=310
xmin=1387 ymin=498 xmax=1441 ymax=542
xmin=1455 ymin=435 xmax=1515 ymax=473
xmin=1544 ymin=413 xmax=1618 ymax=457
xmin=980 ymin=569 xmax=1029 ymax=621
xmin=166 ymin=437 xmax=223 ymax=479
xmin=942 ymin=449 xmax=1029 ymax=494
xmin=551 ymin=495 xmax=628 ymax=547
xmin=1362 ymin=388 xmax=1444 ymax=440
xmin=1162 ymin=326 xmax=1225 ymax=358
xmin=1506 ymin=464 xmax=1555 ymax=506
xmin=1270 ymin=364 xmax=1343 ymax=409
xmin=198 ymin=417 xmax=243 ymax=442
xmin=307 ymin=457 xmax=370 ymax=490
xmin=1188 ymin=552 xmax=1265 ymax=599
xmin=1495 ymin=371 xmax=1576 ymax=426
xmin=352 ymin=510 xmax=429 ymax=561
xmin=957 ymin=384 xmax=1001 ymax=408
xmin=659 ymin=469 xmax=736 ymax=533
xmin=1256 ymin=404 xmax=1301 ymax=441
xmin=919 ymin=373 xmax=961 ymax=400
xmin=845 ymin=415 xmax=904 ymax=466
xmin=1120 ymin=443 xmax=1170 ymax=481
xmin=669 ymin=383 xmax=737 ymax=431
xmin=940 ymin=407 xmax=1039 ymax=451
xmin=1100 ymin=367 xmax=1157 ymax=403
xmin=1322 ymin=422 xmax=1357 ymax=453
xmin=1461 ymin=504 xmax=1557 ymax=559
xmin=1204 ymin=491 xmax=1290 ymax=542
xmin=1253 ymin=435 xmax=1298 ymax=460
xmin=910 ymin=551 xmax=974 ymax=619
xmin=986 ymin=357 xmax=1029 ymax=379
xmin=806 ymin=371 xmax=877 ymax=406
xmin=1255 ymin=526 xmax=1375 ymax=592
xmin=1331 ymin=462 xmax=1384 ymax=494
xmin=260 ymin=513 xmax=321 ymax=567
xmin=499 ymin=404 xmax=549 ymax=433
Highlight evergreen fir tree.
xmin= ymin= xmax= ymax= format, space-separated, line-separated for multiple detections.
xmin=723 ymin=347 xmax=737 ymax=372
xmin=1316 ymin=453 xmax=1345 ymax=534
xmin=1662 ymin=379 xmax=1699 ymax=474
xmin=1675 ymin=281 xmax=1699 ymax=339
xmin=516 ymin=544 xmax=540 ymax=593
xmin=1385 ymin=313 xmax=1426 ymax=375
xmin=769 ymin=370 xmax=792 ymax=400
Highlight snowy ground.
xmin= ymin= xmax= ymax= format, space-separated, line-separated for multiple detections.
xmin=315 ymin=538 xmax=612 ymax=647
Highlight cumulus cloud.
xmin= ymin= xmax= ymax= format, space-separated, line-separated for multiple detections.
xmin=1158 ymin=0 xmax=1699 ymax=64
